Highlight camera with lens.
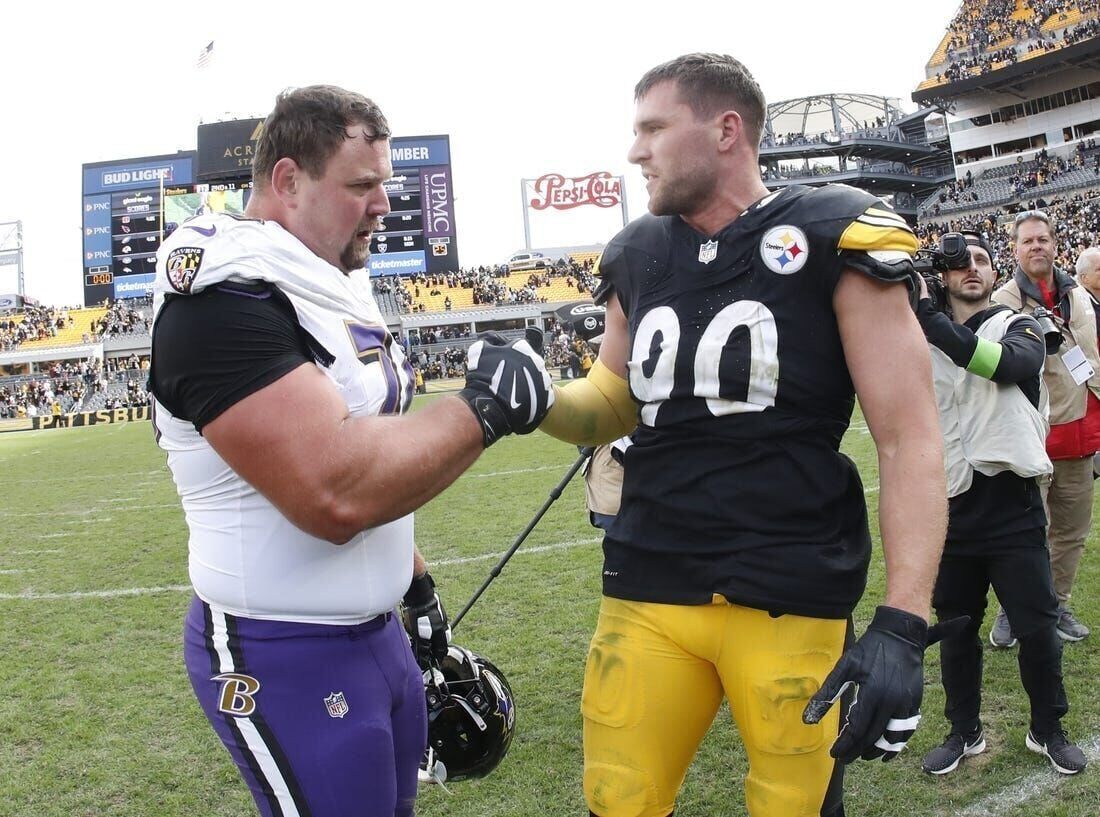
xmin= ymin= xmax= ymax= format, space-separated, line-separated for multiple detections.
xmin=912 ymin=232 xmax=972 ymax=312
xmin=1030 ymin=306 xmax=1064 ymax=354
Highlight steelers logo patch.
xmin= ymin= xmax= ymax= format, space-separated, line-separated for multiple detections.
xmin=166 ymin=246 xmax=204 ymax=293
xmin=759 ymin=225 xmax=809 ymax=275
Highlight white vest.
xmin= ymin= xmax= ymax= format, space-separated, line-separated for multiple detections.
xmin=930 ymin=308 xmax=1052 ymax=498
xmin=152 ymin=214 xmax=415 ymax=624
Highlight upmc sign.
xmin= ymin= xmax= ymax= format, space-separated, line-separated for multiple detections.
xmin=197 ymin=118 xmax=265 ymax=179
xmin=528 ymin=172 xmax=623 ymax=210
xmin=368 ymin=135 xmax=458 ymax=277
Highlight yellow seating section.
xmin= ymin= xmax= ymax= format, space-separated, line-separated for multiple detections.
xmin=928 ymin=30 xmax=955 ymax=68
xmin=400 ymin=279 xmax=475 ymax=312
xmin=1041 ymin=7 xmax=1087 ymax=33
xmin=10 ymin=308 xmax=109 ymax=350
xmin=569 ymin=250 xmax=602 ymax=267
xmin=918 ymin=1 xmax=1100 ymax=91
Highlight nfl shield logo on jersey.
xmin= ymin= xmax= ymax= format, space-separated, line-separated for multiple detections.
xmin=324 ymin=691 xmax=349 ymax=718
xmin=698 ymin=240 xmax=718 ymax=264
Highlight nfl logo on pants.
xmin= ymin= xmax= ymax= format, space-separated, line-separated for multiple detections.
xmin=324 ymin=691 xmax=349 ymax=718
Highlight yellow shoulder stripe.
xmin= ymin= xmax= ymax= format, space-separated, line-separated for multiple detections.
xmin=838 ymin=221 xmax=919 ymax=254
xmin=864 ymin=207 xmax=908 ymax=226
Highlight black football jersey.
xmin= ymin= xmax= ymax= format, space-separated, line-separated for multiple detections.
xmin=593 ymin=184 xmax=918 ymax=618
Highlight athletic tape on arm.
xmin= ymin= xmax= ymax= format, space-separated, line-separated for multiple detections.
xmin=539 ymin=359 xmax=637 ymax=445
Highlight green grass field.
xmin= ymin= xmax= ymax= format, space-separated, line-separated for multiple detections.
xmin=0 ymin=401 xmax=1097 ymax=817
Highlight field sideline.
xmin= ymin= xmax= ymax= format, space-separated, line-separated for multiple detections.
xmin=0 ymin=400 xmax=1097 ymax=817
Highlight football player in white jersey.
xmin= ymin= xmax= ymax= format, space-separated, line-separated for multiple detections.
xmin=149 ymin=85 xmax=553 ymax=817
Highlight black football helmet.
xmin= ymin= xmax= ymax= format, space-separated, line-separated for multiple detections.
xmin=419 ymin=644 xmax=516 ymax=784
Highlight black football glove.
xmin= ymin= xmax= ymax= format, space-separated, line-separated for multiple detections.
xmin=802 ymin=606 xmax=948 ymax=764
xmin=402 ymin=571 xmax=451 ymax=670
xmin=458 ymin=327 xmax=554 ymax=447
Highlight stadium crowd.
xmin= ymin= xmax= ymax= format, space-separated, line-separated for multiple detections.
xmin=92 ymin=297 xmax=152 ymax=339
xmin=918 ymin=185 xmax=1100 ymax=276
xmin=371 ymin=258 xmax=600 ymax=314
xmin=0 ymin=354 xmax=150 ymax=418
xmin=922 ymin=142 xmax=1100 ymax=217
xmin=936 ymin=0 xmax=1100 ymax=84
xmin=0 ymin=304 xmax=75 ymax=351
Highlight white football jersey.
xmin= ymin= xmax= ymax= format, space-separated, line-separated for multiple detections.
xmin=152 ymin=213 xmax=415 ymax=624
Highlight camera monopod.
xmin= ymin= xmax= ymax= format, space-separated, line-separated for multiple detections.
xmin=451 ymin=446 xmax=595 ymax=631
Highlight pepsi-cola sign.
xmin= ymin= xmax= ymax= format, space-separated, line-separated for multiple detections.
xmin=528 ymin=172 xmax=623 ymax=211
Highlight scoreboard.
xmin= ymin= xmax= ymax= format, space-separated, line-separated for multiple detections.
xmin=369 ymin=135 xmax=459 ymax=277
xmin=81 ymin=134 xmax=458 ymax=305
xmin=81 ymin=154 xmax=195 ymax=306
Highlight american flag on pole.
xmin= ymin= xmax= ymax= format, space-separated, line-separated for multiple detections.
xmin=196 ymin=41 xmax=214 ymax=69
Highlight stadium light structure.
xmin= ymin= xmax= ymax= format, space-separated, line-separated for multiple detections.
xmin=0 ymin=220 xmax=24 ymax=300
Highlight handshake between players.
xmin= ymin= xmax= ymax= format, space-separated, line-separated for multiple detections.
xmin=455 ymin=327 xmax=556 ymax=448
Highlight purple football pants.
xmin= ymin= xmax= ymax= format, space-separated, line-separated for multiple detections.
xmin=184 ymin=596 xmax=426 ymax=817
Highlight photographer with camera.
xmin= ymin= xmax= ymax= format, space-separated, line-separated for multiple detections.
xmin=915 ymin=231 xmax=1086 ymax=776
xmin=992 ymin=211 xmax=1100 ymax=644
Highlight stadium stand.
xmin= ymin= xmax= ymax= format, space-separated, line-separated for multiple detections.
xmin=372 ymin=254 xmax=600 ymax=316
xmin=920 ymin=142 xmax=1100 ymax=217
xmin=758 ymin=94 xmax=954 ymax=218
xmin=916 ymin=0 xmax=1100 ymax=92
xmin=917 ymin=186 xmax=1100 ymax=280
xmin=0 ymin=306 xmax=108 ymax=352
xmin=0 ymin=354 xmax=149 ymax=419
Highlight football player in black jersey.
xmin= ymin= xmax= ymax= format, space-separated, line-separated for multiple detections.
xmin=539 ymin=54 xmax=948 ymax=817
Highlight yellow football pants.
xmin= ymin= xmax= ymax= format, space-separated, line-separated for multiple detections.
xmin=582 ymin=596 xmax=847 ymax=817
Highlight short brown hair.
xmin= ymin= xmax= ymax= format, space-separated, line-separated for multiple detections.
xmin=634 ymin=53 xmax=766 ymax=145
xmin=252 ymin=85 xmax=391 ymax=188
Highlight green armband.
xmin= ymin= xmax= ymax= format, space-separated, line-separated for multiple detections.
xmin=965 ymin=337 xmax=1002 ymax=379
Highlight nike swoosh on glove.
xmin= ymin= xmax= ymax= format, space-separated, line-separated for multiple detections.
xmin=458 ymin=327 xmax=555 ymax=447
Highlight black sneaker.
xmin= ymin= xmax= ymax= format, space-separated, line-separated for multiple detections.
xmin=921 ymin=728 xmax=986 ymax=775
xmin=1026 ymin=728 xmax=1088 ymax=775
xmin=1055 ymin=608 xmax=1090 ymax=642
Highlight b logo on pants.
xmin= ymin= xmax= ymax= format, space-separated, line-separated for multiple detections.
xmin=213 ymin=672 xmax=261 ymax=716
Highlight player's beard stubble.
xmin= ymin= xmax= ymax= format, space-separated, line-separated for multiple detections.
xmin=341 ymin=237 xmax=371 ymax=272
xmin=647 ymin=160 xmax=719 ymax=223
xmin=340 ymin=219 xmax=381 ymax=272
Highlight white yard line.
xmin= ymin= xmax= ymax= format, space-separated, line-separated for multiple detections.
xmin=0 ymin=584 xmax=192 ymax=601
xmin=950 ymin=734 xmax=1100 ymax=816
xmin=11 ymin=548 xmax=64 ymax=553
xmin=0 ymin=503 xmax=175 ymax=517
xmin=463 ymin=464 xmax=567 ymax=478
xmin=0 ymin=470 xmax=166 ymax=488
xmin=429 ymin=538 xmax=601 ymax=566
xmin=0 ymin=537 xmax=604 ymax=601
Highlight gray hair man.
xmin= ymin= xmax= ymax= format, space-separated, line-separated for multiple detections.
xmin=991 ymin=211 xmax=1100 ymax=643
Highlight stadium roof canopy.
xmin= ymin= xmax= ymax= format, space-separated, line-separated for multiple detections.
xmin=765 ymin=93 xmax=907 ymax=138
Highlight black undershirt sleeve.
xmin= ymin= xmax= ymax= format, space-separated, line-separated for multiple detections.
xmin=917 ymin=297 xmax=978 ymax=367
xmin=918 ymin=302 xmax=1045 ymax=389
xmin=150 ymin=282 xmax=314 ymax=432
xmin=989 ymin=314 xmax=1045 ymax=386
